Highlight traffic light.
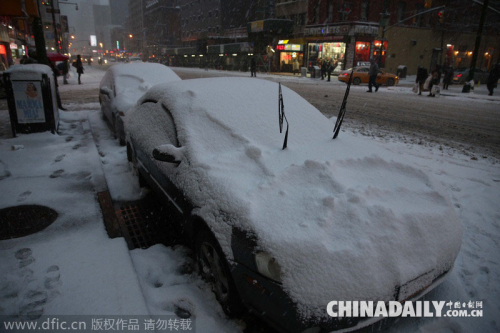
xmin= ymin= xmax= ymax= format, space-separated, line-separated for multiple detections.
xmin=41 ymin=1 xmax=51 ymax=5
xmin=438 ymin=10 xmax=444 ymax=23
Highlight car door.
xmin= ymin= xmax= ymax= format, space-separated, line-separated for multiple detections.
xmin=357 ymin=68 xmax=369 ymax=83
xmin=131 ymin=101 xmax=193 ymax=224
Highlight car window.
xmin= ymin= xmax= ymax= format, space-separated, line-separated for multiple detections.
xmin=130 ymin=102 xmax=180 ymax=149
xmin=358 ymin=68 xmax=369 ymax=72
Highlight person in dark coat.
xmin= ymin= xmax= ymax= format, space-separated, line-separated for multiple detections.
xmin=250 ymin=57 xmax=257 ymax=77
xmin=367 ymin=58 xmax=379 ymax=92
xmin=416 ymin=65 xmax=428 ymax=95
xmin=62 ymin=59 xmax=69 ymax=84
xmin=428 ymin=69 xmax=439 ymax=97
xmin=76 ymin=55 xmax=84 ymax=84
xmin=327 ymin=60 xmax=333 ymax=82
xmin=47 ymin=59 xmax=67 ymax=110
xmin=442 ymin=66 xmax=453 ymax=90
xmin=321 ymin=60 xmax=326 ymax=80
xmin=487 ymin=63 xmax=500 ymax=96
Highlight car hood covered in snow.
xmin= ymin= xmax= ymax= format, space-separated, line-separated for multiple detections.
xmin=131 ymin=78 xmax=463 ymax=318
xmin=111 ymin=63 xmax=181 ymax=114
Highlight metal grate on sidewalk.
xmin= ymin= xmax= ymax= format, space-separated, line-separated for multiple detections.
xmin=114 ymin=195 xmax=180 ymax=250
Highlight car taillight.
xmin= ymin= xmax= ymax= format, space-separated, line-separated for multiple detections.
xmin=457 ymin=74 xmax=462 ymax=77
xmin=343 ymin=73 xmax=349 ymax=76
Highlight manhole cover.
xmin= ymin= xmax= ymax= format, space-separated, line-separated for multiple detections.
xmin=0 ymin=205 xmax=58 ymax=240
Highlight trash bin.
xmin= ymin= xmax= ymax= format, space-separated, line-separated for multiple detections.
xmin=314 ymin=66 xmax=321 ymax=79
xmin=301 ymin=67 xmax=307 ymax=77
xmin=397 ymin=65 xmax=407 ymax=79
xmin=3 ymin=64 xmax=59 ymax=137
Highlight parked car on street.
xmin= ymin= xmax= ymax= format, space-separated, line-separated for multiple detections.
xmin=128 ymin=57 xmax=143 ymax=63
xmin=338 ymin=66 xmax=399 ymax=86
xmin=452 ymin=67 xmax=489 ymax=84
xmin=125 ymin=77 xmax=462 ymax=332
xmin=99 ymin=63 xmax=181 ymax=145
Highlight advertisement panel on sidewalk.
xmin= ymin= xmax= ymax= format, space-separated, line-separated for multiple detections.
xmin=12 ymin=81 xmax=46 ymax=123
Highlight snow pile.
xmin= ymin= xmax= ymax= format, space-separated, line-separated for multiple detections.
xmin=128 ymin=77 xmax=463 ymax=318
xmin=105 ymin=63 xmax=181 ymax=114
xmin=4 ymin=64 xmax=53 ymax=78
xmin=130 ymin=245 xmax=243 ymax=332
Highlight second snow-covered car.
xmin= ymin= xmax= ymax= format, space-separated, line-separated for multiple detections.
xmin=99 ymin=63 xmax=181 ymax=145
xmin=125 ymin=77 xmax=462 ymax=332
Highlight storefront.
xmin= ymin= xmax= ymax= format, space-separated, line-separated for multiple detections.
xmin=276 ymin=39 xmax=304 ymax=73
xmin=303 ymin=24 xmax=379 ymax=71
xmin=372 ymin=40 xmax=388 ymax=67
xmin=306 ymin=41 xmax=346 ymax=69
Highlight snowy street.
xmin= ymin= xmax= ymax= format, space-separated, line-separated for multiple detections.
xmin=0 ymin=65 xmax=499 ymax=332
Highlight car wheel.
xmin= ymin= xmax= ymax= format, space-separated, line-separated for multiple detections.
xmin=353 ymin=77 xmax=361 ymax=85
xmin=386 ymin=78 xmax=395 ymax=86
xmin=196 ymin=227 xmax=244 ymax=316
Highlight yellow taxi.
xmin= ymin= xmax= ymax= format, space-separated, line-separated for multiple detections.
xmin=338 ymin=66 xmax=399 ymax=86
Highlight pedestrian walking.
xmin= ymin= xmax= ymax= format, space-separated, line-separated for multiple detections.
xmin=327 ymin=60 xmax=333 ymax=82
xmin=487 ymin=63 xmax=500 ymax=96
xmin=442 ymin=66 xmax=453 ymax=90
xmin=321 ymin=59 xmax=326 ymax=80
xmin=250 ymin=57 xmax=257 ymax=77
xmin=47 ymin=59 xmax=67 ymax=110
xmin=428 ymin=69 xmax=439 ymax=97
xmin=75 ymin=55 xmax=84 ymax=84
xmin=416 ymin=65 xmax=428 ymax=95
xmin=367 ymin=58 xmax=379 ymax=92
xmin=62 ymin=59 xmax=69 ymax=85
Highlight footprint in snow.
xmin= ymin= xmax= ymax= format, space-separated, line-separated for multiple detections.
xmin=18 ymin=290 xmax=49 ymax=320
xmin=65 ymin=136 xmax=74 ymax=142
xmin=15 ymin=248 xmax=35 ymax=269
xmin=54 ymin=154 xmax=65 ymax=162
xmin=0 ymin=160 xmax=11 ymax=181
xmin=72 ymin=143 xmax=83 ymax=150
xmin=50 ymin=169 xmax=64 ymax=178
xmin=17 ymin=191 xmax=32 ymax=202
xmin=44 ymin=265 xmax=62 ymax=290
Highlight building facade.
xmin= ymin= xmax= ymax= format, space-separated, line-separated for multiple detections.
xmin=124 ymin=0 xmax=500 ymax=75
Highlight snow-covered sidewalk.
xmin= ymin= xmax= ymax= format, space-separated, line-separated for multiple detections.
xmin=0 ymin=111 xmax=149 ymax=318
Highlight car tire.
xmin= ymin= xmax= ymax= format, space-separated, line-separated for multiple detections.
xmin=353 ymin=77 xmax=361 ymax=85
xmin=386 ymin=78 xmax=395 ymax=86
xmin=196 ymin=227 xmax=245 ymax=316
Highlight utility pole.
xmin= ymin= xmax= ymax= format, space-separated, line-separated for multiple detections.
xmin=49 ymin=0 xmax=60 ymax=53
xmin=462 ymin=0 xmax=489 ymax=93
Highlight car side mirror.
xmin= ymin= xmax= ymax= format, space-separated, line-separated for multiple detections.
xmin=100 ymin=87 xmax=112 ymax=97
xmin=152 ymin=144 xmax=183 ymax=166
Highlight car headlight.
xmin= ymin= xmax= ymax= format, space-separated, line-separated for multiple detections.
xmin=255 ymin=252 xmax=282 ymax=282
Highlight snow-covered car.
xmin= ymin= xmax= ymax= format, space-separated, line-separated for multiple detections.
xmin=99 ymin=63 xmax=181 ymax=145
xmin=125 ymin=77 xmax=462 ymax=332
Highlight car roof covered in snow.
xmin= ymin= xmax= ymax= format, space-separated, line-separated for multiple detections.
xmin=107 ymin=63 xmax=181 ymax=113
xmin=130 ymin=77 xmax=462 ymax=318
